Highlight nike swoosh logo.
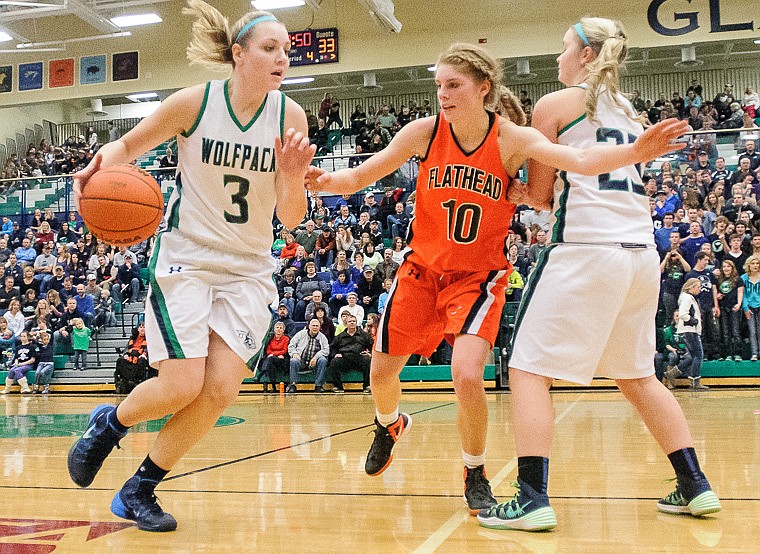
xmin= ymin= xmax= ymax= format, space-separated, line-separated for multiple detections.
xmin=82 ymin=423 xmax=97 ymax=439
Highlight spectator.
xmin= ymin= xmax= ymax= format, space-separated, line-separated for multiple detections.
xmin=279 ymin=232 xmax=298 ymax=261
xmin=94 ymin=289 xmax=116 ymax=328
xmin=674 ymin=278 xmax=708 ymax=390
xmin=1 ymin=217 xmax=13 ymax=236
xmin=73 ymin=284 xmax=95 ymax=328
xmin=715 ymin=259 xmax=744 ymax=361
xmin=333 ymin=204 xmax=357 ymax=228
xmin=305 ymin=108 xmax=319 ymax=139
xmin=376 ymin=105 xmax=397 ymax=131
xmin=308 ymin=194 xmax=331 ymax=222
xmin=48 ymin=266 xmax=67 ymax=295
xmin=364 ymin=312 xmax=380 ymax=343
xmin=335 ymin=225 xmax=355 ymax=259
xmin=314 ymin=225 xmax=335 ymax=270
xmin=326 ymin=96 xmax=343 ymax=129
xmin=314 ymin=306 xmax=335 ymax=344
xmin=356 ymin=266 xmax=383 ymax=314
xmin=368 ymin=221 xmax=383 ymax=247
xmin=387 ymin=202 xmax=410 ymax=239
xmin=712 ymin=157 xmax=733 ymax=187
xmin=15 ymin=238 xmax=37 ymax=266
xmin=361 ymin=242 xmax=383 ymax=270
xmin=656 ymin=311 xmax=691 ymax=389
xmin=706 ymin=215 xmax=729 ymax=262
xmin=283 ymin=245 xmax=309 ymax=278
xmin=654 ymin=212 xmax=676 ymax=256
xmin=715 ymin=102 xmax=744 ymax=129
xmin=33 ymin=243 xmax=56 ymax=294
xmin=724 ymin=233 xmax=748 ymax=273
xmin=742 ymin=86 xmax=759 ymax=119
xmin=113 ymin=245 xmax=138 ymax=268
xmin=660 ymin=230 xmax=691 ymax=322
xmin=0 ymin=275 xmax=19 ymax=314
xmin=0 ymin=330 xmax=36 ymax=394
xmin=330 ymin=250 xmax=352 ymax=282
xmin=680 ymin=222 xmax=708 ymax=267
xmin=390 ymin=236 xmax=407 ymax=265
xmin=293 ymin=260 xmax=329 ymax=321
xmin=741 ymin=255 xmax=760 ymax=361
xmin=304 ymin=289 xmax=330 ymax=322
xmin=329 ymin=270 xmax=354 ymax=314
xmin=115 ymin=256 xmax=141 ymax=305
xmin=32 ymin=331 xmax=54 ymax=394
xmin=295 ymin=220 xmax=319 ymax=256
xmin=350 ymin=105 xmax=367 ymax=135
xmin=286 ymin=318 xmax=329 ymax=394
xmin=71 ymin=317 xmax=91 ymax=371
xmin=528 ymin=230 xmax=549 ymax=267
xmin=375 ymin=248 xmax=399 ymax=282
xmin=4 ymin=252 xmax=22 ymax=283
xmin=378 ymin=187 xmax=404 ymax=231
xmin=738 ymin=140 xmax=760 ymax=173
xmin=258 ymin=321 xmax=289 ymax=392
xmin=328 ymin=313 xmax=373 ymax=394
xmin=277 ymin=270 xmax=297 ymax=315
xmin=377 ymin=278 xmax=392 ymax=315
xmin=359 ymin=192 xmax=380 ymax=221
xmin=685 ymin=252 xmax=720 ymax=361
xmin=713 ymin=84 xmax=736 ymax=124
xmin=4 ymin=298 xmax=25 ymax=338
xmin=0 ymin=239 xmax=11 ymax=265
xmin=21 ymin=289 xmax=38 ymax=322
xmin=338 ymin=291 xmax=364 ymax=324
xmin=159 ymin=147 xmax=177 ymax=168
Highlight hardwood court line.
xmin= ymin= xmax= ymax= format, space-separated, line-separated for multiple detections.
xmin=412 ymin=393 xmax=586 ymax=554
xmin=164 ymin=401 xmax=456 ymax=482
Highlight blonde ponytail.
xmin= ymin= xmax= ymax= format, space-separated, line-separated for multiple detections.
xmin=183 ymin=0 xmax=233 ymax=70
xmin=574 ymin=17 xmax=643 ymax=124
xmin=437 ymin=43 xmax=527 ymax=126
xmin=183 ymin=0 xmax=277 ymax=71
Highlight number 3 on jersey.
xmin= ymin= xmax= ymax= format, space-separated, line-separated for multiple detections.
xmin=441 ymin=199 xmax=482 ymax=244
xmin=596 ymin=128 xmax=645 ymax=196
xmin=224 ymin=174 xmax=250 ymax=224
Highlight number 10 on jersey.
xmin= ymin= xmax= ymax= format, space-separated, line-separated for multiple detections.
xmin=441 ymin=199 xmax=482 ymax=244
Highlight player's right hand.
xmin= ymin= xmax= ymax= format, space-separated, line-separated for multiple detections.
xmin=72 ymin=152 xmax=103 ymax=209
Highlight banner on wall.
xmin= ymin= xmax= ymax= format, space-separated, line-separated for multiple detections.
xmin=18 ymin=62 xmax=43 ymax=91
xmin=80 ymin=55 xmax=106 ymax=85
xmin=49 ymin=58 xmax=75 ymax=88
xmin=0 ymin=66 xmax=11 ymax=93
xmin=113 ymin=51 xmax=139 ymax=81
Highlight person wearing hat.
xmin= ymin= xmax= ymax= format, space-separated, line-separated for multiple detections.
xmin=356 ymin=265 xmax=382 ymax=314
xmin=8 ymin=221 xmax=24 ymax=250
xmin=313 ymin=223 xmax=335 ymax=270
xmin=84 ymin=273 xmax=103 ymax=300
xmin=273 ymin=302 xmax=296 ymax=337
xmin=692 ymin=150 xmax=712 ymax=172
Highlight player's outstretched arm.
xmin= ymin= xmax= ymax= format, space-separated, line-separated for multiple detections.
xmin=517 ymin=118 xmax=688 ymax=177
xmin=307 ymin=117 xmax=434 ymax=195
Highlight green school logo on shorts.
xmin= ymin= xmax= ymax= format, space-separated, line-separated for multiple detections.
xmin=0 ymin=413 xmax=244 ymax=439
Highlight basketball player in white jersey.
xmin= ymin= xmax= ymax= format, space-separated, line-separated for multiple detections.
xmin=478 ymin=17 xmax=721 ymax=532
xmin=67 ymin=0 xmax=314 ymax=532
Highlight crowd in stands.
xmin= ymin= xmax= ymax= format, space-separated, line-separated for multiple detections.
xmin=0 ymin=208 xmax=151 ymax=393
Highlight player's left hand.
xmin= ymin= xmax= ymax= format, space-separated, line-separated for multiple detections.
xmin=633 ymin=118 xmax=689 ymax=162
xmin=305 ymin=166 xmax=329 ymax=191
xmin=275 ymin=128 xmax=316 ymax=177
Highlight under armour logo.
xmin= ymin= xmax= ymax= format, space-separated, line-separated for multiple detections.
xmin=407 ymin=268 xmax=420 ymax=279
xmin=169 ymin=266 xmax=182 ymax=274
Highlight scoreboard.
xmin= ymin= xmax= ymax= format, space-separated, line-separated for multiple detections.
xmin=288 ymin=28 xmax=339 ymax=67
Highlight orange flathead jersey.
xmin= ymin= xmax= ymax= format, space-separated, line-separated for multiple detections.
xmin=408 ymin=111 xmax=516 ymax=273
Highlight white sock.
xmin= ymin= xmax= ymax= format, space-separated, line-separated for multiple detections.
xmin=376 ymin=408 xmax=399 ymax=427
xmin=463 ymin=450 xmax=486 ymax=469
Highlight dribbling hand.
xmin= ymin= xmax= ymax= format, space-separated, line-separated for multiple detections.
xmin=633 ymin=118 xmax=689 ymax=162
xmin=72 ymin=152 xmax=103 ymax=209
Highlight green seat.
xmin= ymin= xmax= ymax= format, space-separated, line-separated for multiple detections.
xmin=54 ymin=355 xmax=69 ymax=370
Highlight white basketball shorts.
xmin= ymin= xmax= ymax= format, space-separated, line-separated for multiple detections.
xmin=144 ymin=229 xmax=277 ymax=369
xmin=509 ymin=243 xmax=659 ymax=384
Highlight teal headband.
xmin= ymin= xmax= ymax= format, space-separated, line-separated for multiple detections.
xmin=236 ymin=15 xmax=278 ymax=42
xmin=573 ymin=22 xmax=590 ymax=47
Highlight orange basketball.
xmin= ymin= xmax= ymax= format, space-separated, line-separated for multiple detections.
xmin=79 ymin=164 xmax=164 ymax=246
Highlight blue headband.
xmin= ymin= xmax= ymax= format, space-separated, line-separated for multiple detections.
xmin=236 ymin=15 xmax=278 ymax=42
xmin=573 ymin=22 xmax=590 ymax=47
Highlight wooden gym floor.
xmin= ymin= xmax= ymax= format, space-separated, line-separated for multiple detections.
xmin=0 ymin=389 xmax=758 ymax=553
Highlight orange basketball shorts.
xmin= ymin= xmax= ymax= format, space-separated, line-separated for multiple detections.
xmin=375 ymin=260 xmax=511 ymax=357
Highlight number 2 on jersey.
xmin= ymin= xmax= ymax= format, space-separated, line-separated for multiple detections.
xmin=441 ymin=199 xmax=482 ymax=244
xmin=596 ymin=128 xmax=645 ymax=195
xmin=224 ymin=174 xmax=250 ymax=224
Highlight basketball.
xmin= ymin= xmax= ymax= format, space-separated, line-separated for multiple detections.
xmin=79 ymin=164 xmax=164 ymax=246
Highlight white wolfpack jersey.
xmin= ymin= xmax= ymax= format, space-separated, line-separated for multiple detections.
xmin=169 ymin=79 xmax=285 ymax=258
xmin=549 ymin=86 xmax=654 ymax=246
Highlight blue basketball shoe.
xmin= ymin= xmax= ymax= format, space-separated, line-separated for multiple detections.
xmin=111 ymin=476 xmax=177 ymax=532
xmin=67 ymin=404 xmax=127 ymax=487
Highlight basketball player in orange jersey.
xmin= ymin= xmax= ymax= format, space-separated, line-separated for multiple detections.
xmin=306 ymin=42 xmax=687 ymax=514
xmin=67 ymin=0 xmax=314 ymax=532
